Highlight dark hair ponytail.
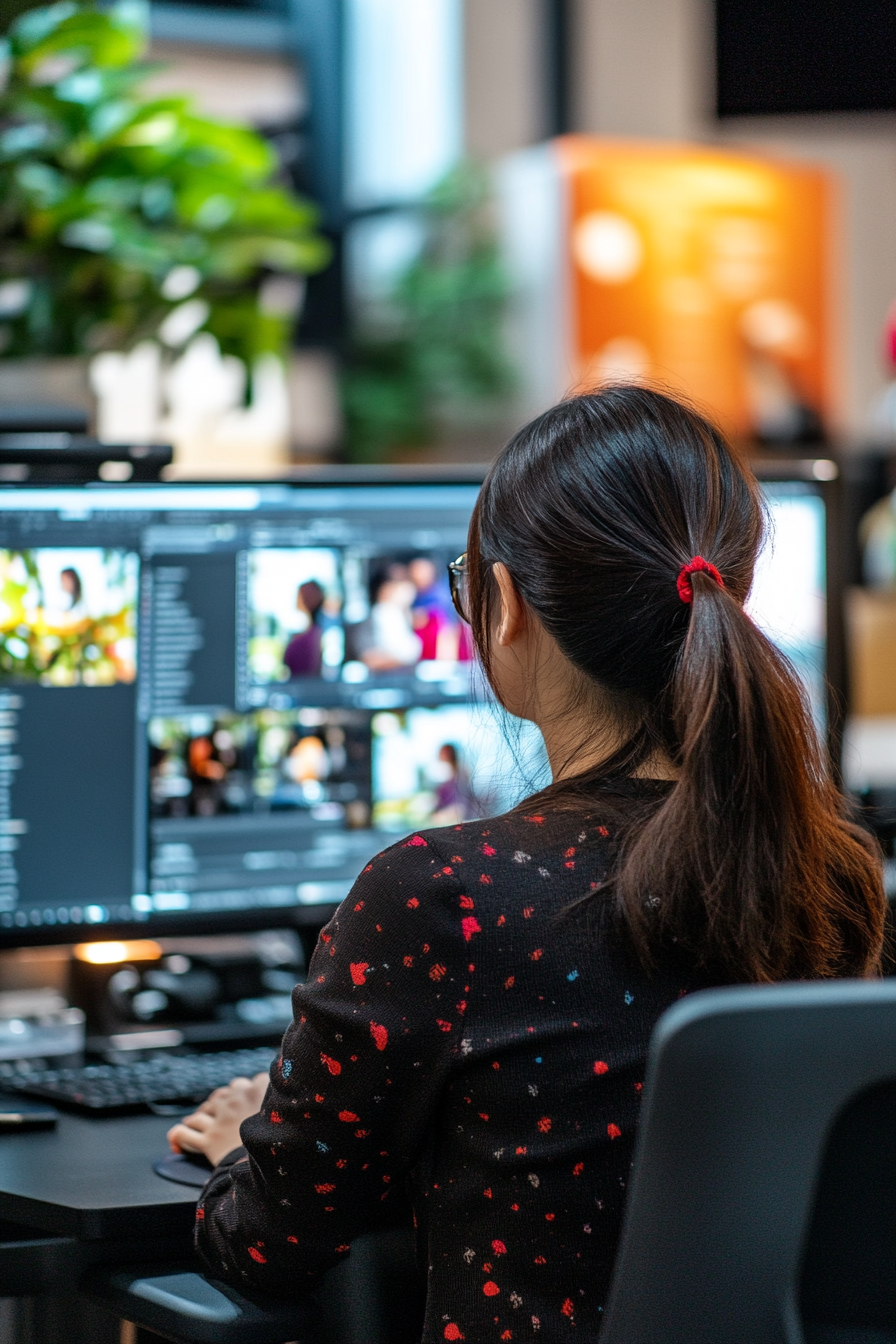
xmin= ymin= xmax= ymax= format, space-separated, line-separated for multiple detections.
xmin=468 ymin=386 xmax=884 ymax=983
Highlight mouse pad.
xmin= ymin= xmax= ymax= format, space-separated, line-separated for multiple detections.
xmin=153 ymin=1151 xmax=213 ymax=1188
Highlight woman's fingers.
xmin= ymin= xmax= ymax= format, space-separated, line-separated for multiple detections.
xmin=196 ymin=1076 xmax=252 ymax=1113
xmin=182 ymin=1109 xmax=215 ymax=1131
xmin=230 ymin=1075 xmax=263 ymax=1093
xmin=166 ymin=1073 xmax=270 ymax=1163
xmin=167 ymin=1122 xmax=209 ymax=1155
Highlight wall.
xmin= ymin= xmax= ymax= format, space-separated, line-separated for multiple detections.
xmin=463 ymin=0 xmax=545 ymax=158
xmin=572 ymin=0 xmax=706 ymax=142
xmin=146 ymin=40 xmax=303 ymax=124
xmin=564 ymin=0 xmax=896 ymax=440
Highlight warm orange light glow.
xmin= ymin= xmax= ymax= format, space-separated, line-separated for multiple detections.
xmin=556 ymin=136 xmax=834 ymax=438
xmin=74 ymin=940 xmax=162 ymax=965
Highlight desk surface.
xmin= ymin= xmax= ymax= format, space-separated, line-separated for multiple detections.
xmin=0 ymin=1112 xmax=197 ymax=1240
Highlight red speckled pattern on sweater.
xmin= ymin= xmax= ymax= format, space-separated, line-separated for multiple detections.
xmin=196 ymin=783 xmax=689 ymax=1342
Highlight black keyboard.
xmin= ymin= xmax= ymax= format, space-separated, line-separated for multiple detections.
xmin=9 ymin=1046 xmax=277 ymax=1116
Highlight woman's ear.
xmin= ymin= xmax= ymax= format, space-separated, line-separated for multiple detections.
xmin=493 ymin=563 xmax=526 ymax=647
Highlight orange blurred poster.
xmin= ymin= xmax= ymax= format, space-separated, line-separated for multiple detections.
xmin=498 ymin=136 xmax=834 ymax=440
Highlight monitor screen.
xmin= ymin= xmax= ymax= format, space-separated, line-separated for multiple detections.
xmin=716 ymin=0 xmax=896 ymax=116
xmin=748 ymin=480 xmax=828 ymax=727
xmin=0 ymin=471 xmax=830 ymax=942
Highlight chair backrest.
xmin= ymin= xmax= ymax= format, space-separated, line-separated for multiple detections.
xmin=600 ymin=980 xmax=896 ymax=1344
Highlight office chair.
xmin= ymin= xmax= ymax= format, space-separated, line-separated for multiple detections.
xmin=83 ymin=1220 xmax=424 ymax=1344
xmin=85 ymin=980 xmax=896 ymax=1344
xmin=85 ymin=1263 xmax=318 ymax=1343
xmin=0 ymin=1220 xmax=75 ymax=1297
xmin=601 ymin=979 xmax=896 ymax=1344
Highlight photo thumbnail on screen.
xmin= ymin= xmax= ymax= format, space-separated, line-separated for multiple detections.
xmin=149 ymin=707 xmax=372 ymax=827
xmin=248 ymin=549 xmax=344 ymax=685
xmin=0 ymin=548 xmax=138 ymax=686
xmin=343 ymin=552 xmax=473 ymax=680
xmin=371 ymin=705 xmax=549 ymax=833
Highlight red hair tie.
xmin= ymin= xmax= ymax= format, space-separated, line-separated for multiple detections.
xmin=676 ymin=556 xmax=724 ymax=604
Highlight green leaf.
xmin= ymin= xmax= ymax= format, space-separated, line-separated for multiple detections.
xmin=14 ymin=5 xmax=146 ymax=73
xmin=15 ymin=158 xmax=68 ymax=205
xmin=11 ymin=3 xmax=79 ymax=52
xmin=0 ymin=122 xmax=52 ymax=158
xmin=0 ymin=0 xmax=330 ymax=365
xmin=208 ymin=234 xmax=330 ymax=279
xmin=178 ymin=114 xmax=273 ymax=177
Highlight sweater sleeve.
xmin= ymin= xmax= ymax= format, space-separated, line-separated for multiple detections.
xmin=195 ymin=832 xmax=471 ymax=1295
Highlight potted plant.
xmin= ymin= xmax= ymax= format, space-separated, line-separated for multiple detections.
xmin=0 ymin=0 xmax=329 ymax=459
xmin=341 ymin=164 xmax=516 ymax=463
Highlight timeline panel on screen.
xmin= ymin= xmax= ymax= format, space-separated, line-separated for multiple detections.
xmin=0 ymin=476 xmax=829 ymax=939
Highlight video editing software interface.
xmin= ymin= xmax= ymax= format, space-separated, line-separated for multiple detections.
xmin=0 ymin=477 xmax=827 ymax=937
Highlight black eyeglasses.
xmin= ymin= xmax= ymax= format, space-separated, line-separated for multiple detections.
xmin=447 ymin=553 xmax=469 ymax=623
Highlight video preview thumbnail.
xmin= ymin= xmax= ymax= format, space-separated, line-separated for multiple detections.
xmin=0 ymin=548 xmax=138 ymax=686
xmin=371 ymin=706 xmax=548 ymax=832
xmin=247 ymin=547 xmax=472 ymax=688
xmin=149 ymin=704 xmax=548 ymax=833
xmin=150 ymin=707 xmax=372 ymax=827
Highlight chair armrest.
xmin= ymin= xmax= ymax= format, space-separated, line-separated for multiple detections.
xmin=82 ymin=1262 xmax=319 ymax=1344
xmin=0 ymin=1222 xmax=77 ymax=1296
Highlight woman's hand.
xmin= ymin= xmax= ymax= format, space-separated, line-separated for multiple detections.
xmin=167 ymin=1072 xmax=269 ymax=1168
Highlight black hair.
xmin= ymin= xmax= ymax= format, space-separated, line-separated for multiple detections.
xmin=467 ymin=386 xmax=884 ymax=983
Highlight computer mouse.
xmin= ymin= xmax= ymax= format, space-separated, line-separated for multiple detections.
xmin=152 ymin=1150 xmax=212 ymax=1188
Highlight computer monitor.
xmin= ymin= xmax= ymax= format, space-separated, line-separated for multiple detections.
xmin=0 ymin=462 xmax=839 ymax=945
xmin=748 ymin=462 xmax=839 ymax=734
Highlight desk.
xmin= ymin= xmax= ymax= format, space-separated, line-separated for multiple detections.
xmin=0 ymin=1112 xmax=424 ymax=1344
xmin=0 ymin=1112 xmax=195 ymax=1240
xmin=0 ymin=1113 xmax=197 ymax=1344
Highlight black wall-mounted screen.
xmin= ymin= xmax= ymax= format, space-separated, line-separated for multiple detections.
xmin=716 ymin=0 xmax=896 ymax=117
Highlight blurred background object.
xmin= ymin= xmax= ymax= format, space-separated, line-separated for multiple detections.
xmin=0 ymin=0 xmax=329 ymax=473
xmin=341 ymin=163 xmax=515 ymax=463
xmin=6 ymin=0 xmax=896 ymax=465
xmin=498 ymin=135 xmax=832 ymax=444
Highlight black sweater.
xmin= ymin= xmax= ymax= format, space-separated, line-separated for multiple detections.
xmin=196 ymin=784 xmax=690 ymax=1342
